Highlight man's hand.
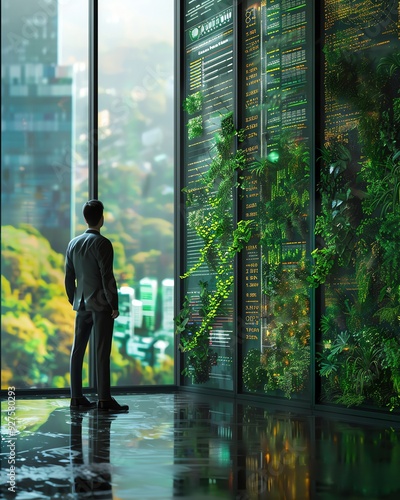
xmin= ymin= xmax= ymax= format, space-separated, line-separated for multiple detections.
xmin=111 ymin=310 xmax=119 ymax=319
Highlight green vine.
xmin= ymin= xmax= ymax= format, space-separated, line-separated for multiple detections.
xmin=176 ymin=110 xmax=253 ymax=383
xmin=308 ymin=142 xmax=355 ymax=288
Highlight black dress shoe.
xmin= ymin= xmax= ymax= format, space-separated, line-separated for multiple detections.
xmin=98 ymin=397 xmax=129 ymax=413
xmin=70 ymin=396 xmax=97 ymax=411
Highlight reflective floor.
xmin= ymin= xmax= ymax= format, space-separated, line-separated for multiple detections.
xmin=1 ymin=392 xmax=400 ymax=499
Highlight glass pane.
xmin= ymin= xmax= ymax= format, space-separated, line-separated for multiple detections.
xmin=179 ymin=0 xmax=235 ymax=389
xmin=98 ymin=0 xmax=175 ymax=386
xmin=317 ymin=1 xmax=400 ymax=410
xmin=1 ymin=0 xmax=89 ymax=389
xmin=240 ymin=1 xmax=313 ymax=400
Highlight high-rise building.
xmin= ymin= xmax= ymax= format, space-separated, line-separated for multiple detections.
xmin=1 ymin=0 xmax=73 ymax=252
xmin=1 ymin=0 xmax=58 ymax=65
xmin=140 ymin=277 xmax=158 ymax=332
xmin=161 ymin=278 xmax=174 ymax=331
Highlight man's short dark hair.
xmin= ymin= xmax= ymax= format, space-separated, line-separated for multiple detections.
xmin=83 ymin=199 xmax=104 ymax=226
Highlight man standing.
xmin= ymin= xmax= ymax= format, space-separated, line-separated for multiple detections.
xmin=65 ymin=199 xmax=129 ymax=413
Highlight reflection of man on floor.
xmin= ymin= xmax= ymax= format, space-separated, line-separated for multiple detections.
xmin=70 ymin=410 xmax=115 ymax=498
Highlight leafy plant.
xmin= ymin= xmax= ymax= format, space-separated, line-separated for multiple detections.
xmin=312 ymin=47 xmax=400 ymax=411
xmin=187 ymin=116 xmax=203 ymax=139
xmin=176 ymin=111 xmax=252 ymax=383
xmin=309 ymin=142 xmax=356 ymax=288
xmin=183 ymin=91 xmax=203 ymax=114
xmin=318 ymin=325 xmax=400 ymax=410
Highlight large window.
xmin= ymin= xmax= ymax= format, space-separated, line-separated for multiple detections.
xmin=1 ymin=0 xmax=89 ymax=390
xmin=97 ymin=0 xmax=175 ymax=386
xmin=1 ymin=0 xmax=175 ymax=390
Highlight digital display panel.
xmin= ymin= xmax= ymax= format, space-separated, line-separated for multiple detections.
xmin=240 ymin=0 xmax=312 ymax=399
xmin=240 ymin=3 xmax=263 ymax=353
xmin=322 ymin=3 xmax=399 ymax=291
xmin=324 ymin=0 xmax=399 ymax=143
xmin=317 ymin=1 xmax=400 ymax=409
xmin=182 ymin=0 xmax=235 ymax=388
xmin=184 ymin=1 xmax=234 ymax=190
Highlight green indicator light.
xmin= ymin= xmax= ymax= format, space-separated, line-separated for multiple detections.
xmin=267 ymin=151 xmax=280 ymax=163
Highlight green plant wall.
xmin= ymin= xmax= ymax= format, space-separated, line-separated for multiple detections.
xmin=314 ymin=19 xmax=400 ymax=410
xmin=177 ymin=0 xmax=399 ymax=415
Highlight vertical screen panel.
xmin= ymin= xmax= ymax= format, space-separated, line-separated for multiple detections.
xmin=240 ymin=0 xmax=313 ymax=400
xmin=318 ymin=1 xmax=400 ymax=409
xmin=240 ymin=3 xmax=263 ymax=385
xmin=181 ymin=0 xmax=235 ymax=389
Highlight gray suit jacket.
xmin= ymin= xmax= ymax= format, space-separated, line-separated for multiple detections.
xmin=65 ymin=229 xmax=118 ymax=312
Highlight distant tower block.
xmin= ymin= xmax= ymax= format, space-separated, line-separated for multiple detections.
xmin=114 ymin=287 xmax=135 ymax=338
xmin=132 ymin=299 xmax=143 ymax=329
xmin=140 ymin=277 xmax=158 ymax=332
xmin=1 ymin=0 xmax=73 ymax=252
xmin=162 ymin=279 xmax=174 ymax=331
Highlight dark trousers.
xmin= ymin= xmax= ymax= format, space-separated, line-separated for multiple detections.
xmin=70 ymin=308 xmax=114 ymax=400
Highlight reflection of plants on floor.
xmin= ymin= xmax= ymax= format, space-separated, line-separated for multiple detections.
xmin=241 ymin=406 xmax=309 ymax=491
xmin=176 ymin=112 xmax=253 ymax=383
xmin=313 ymin=48 xmax=400 ymax=410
